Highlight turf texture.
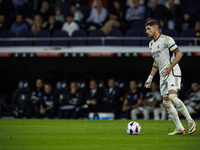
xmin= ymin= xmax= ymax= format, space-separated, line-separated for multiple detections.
xmin=0 ymin=119 xmax=199 ymax=150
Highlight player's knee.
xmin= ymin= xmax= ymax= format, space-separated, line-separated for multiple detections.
xmin=169 ymin=94 xmax=177 ymax=102
xmin=162 ymin=100 xmax=172 ymax=108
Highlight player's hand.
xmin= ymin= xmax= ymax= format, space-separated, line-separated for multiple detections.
xmin=144 ymin=82 xmax=151 ymax=88
xmin=162 ymin=66 xmax=172 ymax=78
xmin=90 ymin=100 xmax=97 ymax=105
xmin=144 ymin=75 xmax=153 ymax=88
xmin=40 ymin=108 xmax=46 ymax=114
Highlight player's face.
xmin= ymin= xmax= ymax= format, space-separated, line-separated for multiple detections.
xmin=108 ymin=79 xmax=115 ymax=88
xmin=130 ymin=81 xmax=137 ymax=90
xmin=191 ymin=83 xmax=198 ymax=92
xmin=36 ymin=79 xmax=43 ymax=89
xmin=90 ymin=81 xmax=97 ymax=90
xmin=44 ymin=85 xmax=52 ymax=94
xmin=70 ymin=82 xmax=77 ymax=90
xmin=146 ymin=25 xmax=156 ymax=38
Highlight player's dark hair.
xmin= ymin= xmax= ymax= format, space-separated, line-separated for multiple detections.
xmin=44 ymin=81 xmax=52 ymax=87
xmin=130 ymin=80 xmax=137 ymax=85
xmin=145 ymin=20 xmax=159 ymax=27
xmin=67 ymin=13 xmax=74 ymax=18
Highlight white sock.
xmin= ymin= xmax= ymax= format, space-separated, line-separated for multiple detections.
xmin=163 ymin=100 xmax=184 ymax=131
xmin=169 ymin=94 xmax=193 ymax=124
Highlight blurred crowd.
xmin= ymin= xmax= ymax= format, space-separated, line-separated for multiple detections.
xmin=10 ymin=78 xmax=200 ymax=119
xmin=0 ymin=0 xmax=200 ymax=45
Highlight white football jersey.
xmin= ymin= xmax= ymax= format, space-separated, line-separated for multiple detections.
xmin=149 ymin=34 xmax=181 ymax=77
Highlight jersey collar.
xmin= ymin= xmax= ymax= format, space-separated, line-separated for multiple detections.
xmin=154 ymin=33 xmax=161 ymax=42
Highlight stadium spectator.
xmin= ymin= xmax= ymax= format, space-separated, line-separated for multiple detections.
xmin=0 ymin=14 xmax=9 ymax=34
xmin=122 ymin=80 xmax=143 ymax=119
xmin=10 ymin=14 xmax=28 ymax=36
xmin=74 ymin=79 xmax=102 ymax=119
xmin=101 ymin=0 xmax=126 ymax=35
xmin=39 ymin=82 xmax=58 ymax=119
xmin=147 ymin=0 xmax=167 ymax=7
xmin=12 ymin=0 xmax=29 ymax=16
xmin=62 ymin=13 xmax=79 ymax=36
xmin=126 ymin=0 xmax=144 ymax=7
xmin=36 ymin=0 xmax=54 ymax=22
xmin=160 ymin=9 xmax=175 ymax=32
xmin=181 ymin=11 xmax=193 ymax=31
xmin=54 ymin=7 xmax=65 ymax=23
xmin=88 ymin=0 xmax=108 ymax=8
xmin=26 ymin=14 xmax=44 ymax=36
xmin=183 ymin=82 xmax=200 ymax=115
xmin=26 ymin=79 xmax=44 ymax=118
xmin=165 ymin=0 xmax=180 ymax=9
xmin=101 ymin=78 xmax=122 ymax=119
xmin=55 ymin=0 xmax=74 ymax=8
xmin=43 ymin=15 xmax=61 ymax=36
xmin=143 ymin=81 xmax=166 ymax=120
xmin=166 ymin=0 xmax=183 ymax=20
xmin=125 ymin=0 xmax=145 ymax=21
xmin=146 ymin=0 xmax=166 ymax=22
xmin=0 ymin=0 xmax=14 ymax=16
xmin=86 ymin=0 xmax=108 ymax=30
xmin=70 ymin=4 xmax=84 ymax=22
xmin=58 ymin=81 xmax=83 ymax=119
xmin=189 ymin=21 xmax=200 ymax=46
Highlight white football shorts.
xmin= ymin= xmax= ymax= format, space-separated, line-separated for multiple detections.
xmin=160 ymin=74 xmax=181 ymax=97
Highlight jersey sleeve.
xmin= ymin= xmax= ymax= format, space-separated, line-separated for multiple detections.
xmin=165 ymin=36 xmax=178 ymax=52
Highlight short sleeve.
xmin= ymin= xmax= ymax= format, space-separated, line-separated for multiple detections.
xmin=165 ymin=36 xmax=178 ymax=52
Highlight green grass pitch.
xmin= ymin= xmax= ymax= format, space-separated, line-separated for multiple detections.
xmin=0 ymin=119 xmax=199 ymax=150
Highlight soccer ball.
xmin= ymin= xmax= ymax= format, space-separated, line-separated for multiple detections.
xmin=126 ymin=121 xmax=141 ymax=135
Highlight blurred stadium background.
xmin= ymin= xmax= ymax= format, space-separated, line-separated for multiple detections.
xmin=0 ymin=0 xmax=200 ymax=119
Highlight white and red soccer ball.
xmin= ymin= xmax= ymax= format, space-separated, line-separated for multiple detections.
xmin=126 ymin=121 xmax=141 ymax=135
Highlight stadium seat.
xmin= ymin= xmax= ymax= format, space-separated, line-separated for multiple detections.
xmin=34 ymin=30 xmax=51 ymax=46
xmin=124 ymin=29 xmax=141 ymax=46
xmin=163 ymin=29 xmax=178 ymax=37
xmin=131 ymin=19 xmax=146 ymax=29
xmin=106 ymin=29 xmax=123 ymax=46
xmin=56 ymin=81 xmax=68 ymax=106
xmin=78 ymin=5 xmax=91 ymax=21
xmin=16 ymin=30 xmax=33 ymax=46
xmin=88 ymin=30 xmax=104 ymax=46
xmin=179 ymin=28 xmax=195 ymax=45
xmin=70 ymin=30 xmax=86 ymax=46
xmin=0 ymin=30 xmax=15 ymax=46
xmin=52 ymin=30 xmax=69 ymax=46
xmin=12 ymin=80 xmax=30 ymax=118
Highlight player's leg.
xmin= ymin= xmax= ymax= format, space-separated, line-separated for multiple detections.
xmin=163 ymin=96 xmax=185 ymax=135
xmin=153 ymin=108 xmax=160 ymax=120
xmin=143 ymin=108 xmax=150 ymax=120
xmin=160 ymin=78 xmax=185 ymax=135
xmin=168 ymin=76 xmax=196 ymax=134
xmin=130 ymin=108 xmax=139 ymax=120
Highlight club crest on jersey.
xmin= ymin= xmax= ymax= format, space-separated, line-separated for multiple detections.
xmin=157 ymin=44 xmax=160 ymax=49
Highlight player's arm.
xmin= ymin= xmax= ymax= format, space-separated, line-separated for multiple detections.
xmin=122 ymin=99 xmax=130 ymax=111
xmin=144 ymin=59 xmax=158 ymax=88
xmin=162 ymin=48 xmax=182 ymax=78
xmin=131 ymin=99 xmax=143 ymax=109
